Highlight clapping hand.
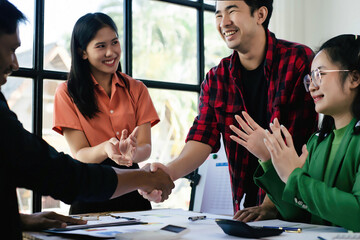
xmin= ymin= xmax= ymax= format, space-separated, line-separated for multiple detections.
xmin=118 ymin=127 xmax=139 ymax=166
xmin=105 ymin=127 xmax=138 ymax=167
xmin=230 ymin=111 xmax=272 ymax=162
xmin=263 ymin=121 xmax=308 ymax=183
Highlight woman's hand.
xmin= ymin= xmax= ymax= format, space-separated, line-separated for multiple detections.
xmin=263 ymin=123 xmax=308 ymax=183
xmin=104 ymin=127 xmax=138 ymax=167
xmin=230 ymin=111 xmax=273 ymax=162
xmin=118 ymin=127 xmax=138 ymax=165
xmin=104 ymin=137 xmax=130 ymax=166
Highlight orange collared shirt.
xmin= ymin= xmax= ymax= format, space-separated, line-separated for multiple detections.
xmin=53 ymin=72 xmax=159 ymax=147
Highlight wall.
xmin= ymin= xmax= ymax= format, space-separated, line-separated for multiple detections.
xmin=270 ymin=0 xmax=360 ymax=50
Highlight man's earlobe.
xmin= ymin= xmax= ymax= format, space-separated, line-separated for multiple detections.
xmin=257 ymin=6 xmax=268 ymax=25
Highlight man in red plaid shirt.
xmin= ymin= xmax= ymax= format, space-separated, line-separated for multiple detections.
xmin=141 ymin=0 xmax=317 ymax=221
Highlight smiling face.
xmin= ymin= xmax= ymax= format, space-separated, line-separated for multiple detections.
xmin=0 ymin=28 xmax=20 ymax=88
xmin=215 ymin=0 xmax=263 ymax=52
xmin=309 ymin=50 xmax=357 ymax=120
xmin=82 ymin=26 xmax=121 ymax=80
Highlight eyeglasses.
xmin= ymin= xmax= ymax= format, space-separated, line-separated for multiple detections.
xmin=303 ymin=68 xmax=350 ymax=92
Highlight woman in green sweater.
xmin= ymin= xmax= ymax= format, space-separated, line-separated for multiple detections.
xmin=230 ymin=34 xmax=360 ymax=231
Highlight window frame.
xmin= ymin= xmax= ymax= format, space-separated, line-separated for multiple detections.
xmin=10 ymin=0 xmax=216 ymax=213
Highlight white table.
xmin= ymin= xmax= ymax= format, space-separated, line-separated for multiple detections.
xmin=24 ymin=208 xmax=348 ymax=240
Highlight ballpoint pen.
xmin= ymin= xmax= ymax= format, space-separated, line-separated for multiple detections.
xmin=188 ymin=215 xmax=207 ymax=221
xmin=72 ymin=215 xmax=99 ymax=221
xmin=106 ymin=213 xmax=137 ymax=220
xmin=262 ymin=226 xmax=302 ymax=233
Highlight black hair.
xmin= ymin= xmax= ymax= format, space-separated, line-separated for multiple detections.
xmin=318 ymin=34 xmax=360 ymax=141
xmin=243 ymin=0 xmax=273 ymax=30
xmin=0 ymin=0 xmax=27 ymax=35
xmin=216 ymin=0 xmax=273 ymax=29
xmin=68 ymin=12 xmax=121 ymax=119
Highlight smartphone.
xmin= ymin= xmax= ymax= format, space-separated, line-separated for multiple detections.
xmin=116 ymin=224 xmax=189 ymax=240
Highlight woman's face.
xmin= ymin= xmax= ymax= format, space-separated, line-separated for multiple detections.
xmin=309 ymin=50 xmax=355 ymax=118
xmin=82 ymin=26 xmax=121 ymax=79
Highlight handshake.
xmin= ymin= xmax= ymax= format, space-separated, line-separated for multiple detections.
xmin=139 ymin=162 xmax=173 ymax=203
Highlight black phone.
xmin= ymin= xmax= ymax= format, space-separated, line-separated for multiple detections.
xmin=215 ymin=218 xmax=283 ymax=239
xmin=160 ymin=224 xmax=188 ymax=234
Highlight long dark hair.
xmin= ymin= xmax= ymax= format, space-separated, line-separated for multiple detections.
xmin=318 ymin=34 xmax=360 ymax=141
xmin=68 ymin=12 xmax=121 ymax=119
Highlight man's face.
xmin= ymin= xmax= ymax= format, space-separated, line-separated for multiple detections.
xmin=0 ymin=28 xmax=20 ymax=88
xmin=215 ymin=1 xmax=259 ymax=52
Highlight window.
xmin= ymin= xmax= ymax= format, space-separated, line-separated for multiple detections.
xmin=2 ymin=76 xmax=33 ymax=214
xmin=43 ymin=0 xmax=124 ymax=71
xmin=204 ymin=11 xmax=232 ymax=74
xmin=11 ymin=0 xmax=34 ymax=68
xmin=148 ymin=89 xmax=198 ymax=209
xmin=132 ymin=0 xmax=197 ymax=84
xmin=8 ymin=0 xmax=229 ymax=214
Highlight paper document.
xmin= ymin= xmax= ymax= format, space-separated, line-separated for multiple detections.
xmin=193 ymin=139 xmax=234 ymax=216
xmin=44 ymin=214 xmax=144 ymax=238
xmin=318 ymin=233 xmax=360 ymax=239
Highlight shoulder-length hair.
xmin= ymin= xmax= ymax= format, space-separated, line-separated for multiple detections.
xmin=68 ymin=12 xmax=121 ymax=119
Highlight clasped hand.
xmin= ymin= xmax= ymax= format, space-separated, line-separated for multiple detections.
xmin=140 ymin=163 xmax=174 ymax=202
xmin=138 ymin=162 xmax=173 ymax=203
xmin=105 ymin=127 xmax=139 ymax=166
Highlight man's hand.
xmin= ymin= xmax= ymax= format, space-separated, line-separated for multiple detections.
xmin=139 ymin=163 xmax=174 ymax=202
xmin=233 ymin=196 xmax=278 ymax=222
xmin=20 ymin=212 xmax=86 ymax=230
xmin=230 ymin=111 xmax=273 ymax=162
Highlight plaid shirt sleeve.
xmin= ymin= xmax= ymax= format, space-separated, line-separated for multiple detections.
xmin=186 ymin=68 xmax=222 ymax=152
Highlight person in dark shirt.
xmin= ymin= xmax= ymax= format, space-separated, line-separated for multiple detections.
xmin=0 ymin=1 xmax=174 ymax=238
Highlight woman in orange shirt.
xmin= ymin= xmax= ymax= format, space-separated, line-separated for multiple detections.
xmin=53 ymin=12 xmax=160 ymax=214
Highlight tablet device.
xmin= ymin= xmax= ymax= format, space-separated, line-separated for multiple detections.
xmin=215 ymin=219 xmax=283 ymax=239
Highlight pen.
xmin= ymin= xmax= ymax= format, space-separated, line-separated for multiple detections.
xmin=106 ymin=214 xmax=136 ymax=220
xmin=188 ymin=215 xmax=207 ymax=221
xmin=72 ymin=215 xmax=99 ymax=221
xmin=262 ymin=226 xmax=302 ymax=233
xmin=317 ymin=236 xmax=327 ymax=240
